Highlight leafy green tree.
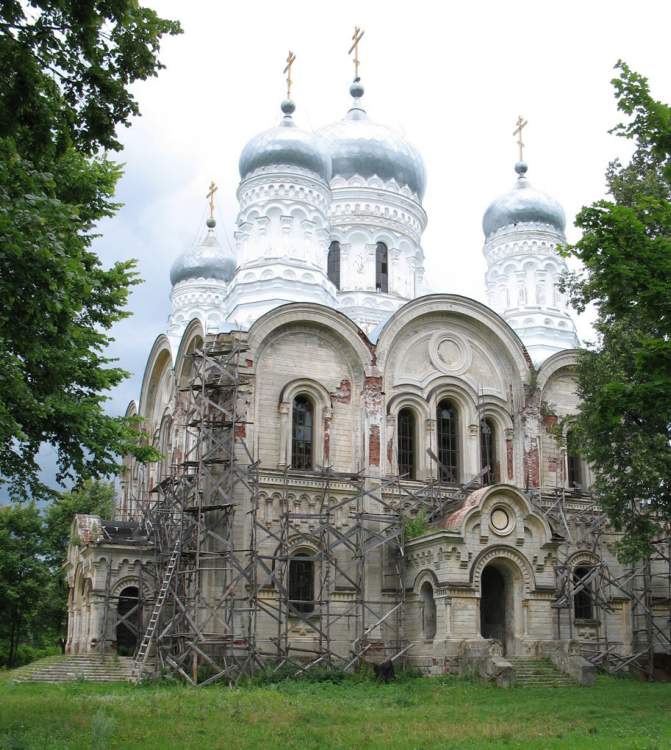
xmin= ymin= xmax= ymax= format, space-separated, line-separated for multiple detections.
xmin=0 ymin=502 xmax=51 ymax=666
xmin=0 ymin=1 xmax=179 ymax=499
xmin=0 ymin=481 xmax=115 ymax=667
xmin=563 ymin=61 xmax=671 ymax=559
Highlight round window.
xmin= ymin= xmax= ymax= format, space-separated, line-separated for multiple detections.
xmin=491 ymin=508 xmax=510 ymax=532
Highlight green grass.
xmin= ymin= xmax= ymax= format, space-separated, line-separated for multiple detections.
xmin=1 ymin=672 xmax=670 ymax=749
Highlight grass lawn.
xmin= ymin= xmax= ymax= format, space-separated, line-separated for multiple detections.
xmin=1 ymin=672 xmax=670 ymax=749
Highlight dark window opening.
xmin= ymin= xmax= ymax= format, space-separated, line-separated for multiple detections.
xmin=328 ymin=241 xmax=341 ymax=289
xmin=420 ymin=582 xmax=437 ymax=640
xmin=437 ymin=400 xmax=458 ymax=483
xmin=398 ymin=408 xmax=416 ymax=479
xmin=289 ymin=554 xmax=314 ymax=614
xmin=567 ymin=429 xmax=582 ymax=488
xmin=116 ymin=586 xmax=139 ymax=656
xmin=480 ymin=418 xmax=496 ymax=486
xmin=292 ymin=395 xmax=313 ymax=470
xmin=573 ymin=566 xmax=594 ymax=620
xmin=376 ymin=242 xmax=389 ymax=293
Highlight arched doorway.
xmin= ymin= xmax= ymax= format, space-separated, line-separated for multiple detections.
xmin=116 ymin=586 xmax=140 ymax=656
xmin=480 ymin=560 xmax=521 ymax=655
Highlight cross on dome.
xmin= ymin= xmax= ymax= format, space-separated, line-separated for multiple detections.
xmin=513 ymin=115 xmax=528 ymax=163
xmin=348 ymin=26 xmax=364 ymax=80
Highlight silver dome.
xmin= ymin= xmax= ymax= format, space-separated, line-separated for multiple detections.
xmin=483 ymin=162 xmax=565 ymax=238
xmin=318 ymin=82 xmax=426 ymax=200
xmin=239 ymin=100 xmax=331 ymax=182
xmin=170 ymin=221 xmax=236 ymax=286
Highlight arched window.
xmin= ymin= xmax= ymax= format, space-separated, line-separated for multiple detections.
xmin=289 ymin=551 xmax=314 ymax=614
xmin=376 ymin=242 xmax=389 ymax=293
xmin=480 ymin=418 xmax=496 ymax=486
xmin=573 ymin=566 xmax=593 ymax=620
xmin=437 ymin=400 xmax=458 ymax=483
xmin=398 ymin=408 xmax=416 ymax=480
xmin=420 ymin=581 xmax=436 ymax=640
xmin=567 ymin=429 xmax=582 ymax=488
xmin=327 ymin=241 xmax=341 ymax=289
xmin=292 ymin=396 xmax=314 ymax=470
xmin=116 ymin=586 xmax=139 ymax=656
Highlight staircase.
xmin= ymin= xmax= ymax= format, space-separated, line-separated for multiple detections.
xmin=507 ymin=657 xmax=576 ymax=687
xmin=10 ymin=654 xmax=135 ymax=684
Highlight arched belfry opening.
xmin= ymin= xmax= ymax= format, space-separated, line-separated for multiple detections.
xmin=479 ymin=559 xmax=522 ymax=655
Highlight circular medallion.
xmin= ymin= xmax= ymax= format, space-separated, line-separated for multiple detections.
xmin=429 ymin=331 xmax=471 ymax=375
xmin=490 ymin=507 xmax=512 ymax=534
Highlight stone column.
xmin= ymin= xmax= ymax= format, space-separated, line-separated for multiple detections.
xmin=425 ymin=418 xmax=436 ymax=479
xmin=467 ymin=423 xmax=480 ymax=482
xmin=278 ymin=401 xmax=290 ymax=469
xmin=280 ymin=215 xmax=293 ymax=259
xmin=505 ymin=427 xmax=514 ymax=482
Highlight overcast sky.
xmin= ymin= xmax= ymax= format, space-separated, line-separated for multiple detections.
xmin=34 ymin=0 xmax=671 ymax=487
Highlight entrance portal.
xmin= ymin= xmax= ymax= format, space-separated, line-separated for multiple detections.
xmin=116 ymin=586 xmax=139 ymax=656
xmin=480 ymin=562 xmax=517 ymax=654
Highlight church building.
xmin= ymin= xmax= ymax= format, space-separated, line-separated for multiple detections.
xmin=64 ymin=39 xmax=667 ymax=686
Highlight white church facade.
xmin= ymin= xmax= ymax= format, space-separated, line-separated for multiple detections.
xmin=64 ymin=54 xmax=666 ymax=685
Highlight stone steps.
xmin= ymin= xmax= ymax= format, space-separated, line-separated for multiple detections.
xmin=507 ymin=657 xmax=576 ymax=687
xmin=10 ymin=655 xmax=135 ymax=684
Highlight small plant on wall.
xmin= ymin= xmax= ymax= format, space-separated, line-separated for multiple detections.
xmin=540 ymin=400 xmax=558 ymax=428
xmin=404 ymin=509 xmax=430 ymax=540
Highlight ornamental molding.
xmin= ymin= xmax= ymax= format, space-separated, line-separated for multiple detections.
xmin=330 ymin=214 xmax=421 ymax=245
xmin=470 ymin=546 xmax=536 ymax=594
xmin=428 ymin=330 xmax=472 ymax=376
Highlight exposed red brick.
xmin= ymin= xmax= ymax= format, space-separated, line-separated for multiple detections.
xmin=235 ymin=423 xmax=246 ymax=439
xmin=548 ymin=458 xmax=557 ymax=473
xmin=245 ymin=358 xmax=253 ymax=368
xmin=332 ymin=379 xmax=351 ymax=404
xmin=323 ymin=416 xmax=331 ymax=462
xmin=524 ymin=445 xmax=540 ymax=488
xmin=495 ymin=460 xmax=501 ymax=483
xmin=362 ymin=376 xmax=384 ymax=416
xmin=506 ymin=439 xmax=514 ymax=480
xmin=369 ymin=425 xmax=380 ymax=466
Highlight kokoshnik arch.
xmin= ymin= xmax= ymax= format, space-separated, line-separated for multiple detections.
xmin=64 ymin=36 xmax=670 ymax=685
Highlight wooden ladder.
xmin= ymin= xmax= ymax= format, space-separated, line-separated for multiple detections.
xmin=130 ymin=539 xmax=181 ymax=683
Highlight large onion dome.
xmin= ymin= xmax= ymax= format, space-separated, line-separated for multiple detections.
xmin=239 ymin=100 xmax=331 ymax=182
xmin=483 ymin=161 xmax=565 ymax=238
xmin=170 ymin=218 xmax=236 ymax=286
xmin=318 ymin=81 xmax=426 ymax=200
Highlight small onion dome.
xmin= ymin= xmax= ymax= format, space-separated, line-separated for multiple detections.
xmin=238 ymin=100 xmax=331 ymax=182
xmin=170 ymin=218 xmax=236 ymax=286
xmin=317 ymin=81 xmax=426 ymax=200
xmin=483 ymin=161 xmax=566 ymax=238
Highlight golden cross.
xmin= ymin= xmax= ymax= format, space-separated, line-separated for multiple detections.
xmin=206 ymin=181 xmax=217 ymax=221
xmin=513 ymin=115 xmax=528 ymax=162
xmin=283 ymin=50 xmax=296 ymax=100
xmin=348 ymin=26 xmax=365 ymax=80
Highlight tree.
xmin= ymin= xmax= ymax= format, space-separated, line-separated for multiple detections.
xmin=0 ymin=481 xmax=115 ymax=667
xmin=0 ymin=502 xmax=51 ymax=666
xmin=0 ymin=1 xmax=180 ymax=499
xmin=562 ymin=61 xmax=671 ymax=560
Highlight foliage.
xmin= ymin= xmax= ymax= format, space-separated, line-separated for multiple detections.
xmin=0 ymin=1 xmax=180 ymax=500
xmin=404 ymin=509 xmax=431 ymax=540
xmin=1 ymin=675 xmax=671 ymax=748
xmin=561 ymin=62 xmax=671 ymax=560
xmin=0 ymin=503 xmax=51 ymax=667
xmin=0 ymin=481 xmax=115 ymax=667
